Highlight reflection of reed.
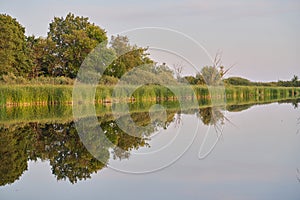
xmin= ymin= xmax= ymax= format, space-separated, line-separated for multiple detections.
xmin=297 ymin=117 xmax=300 ymax=135
xmin=297 ymin=168 xmax=300 ymax=183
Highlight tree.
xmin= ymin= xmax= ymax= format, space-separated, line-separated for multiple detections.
xmin=292 ymin=75 xmax=299 ymax=87
xmin=110 ymin=35 xmax=131 ymax=56
xmin=173 ymin=63 xmax=183 ymax=80
xmin=104 ymin=35 xmax=153 ymax=78
xmin=292 ymin=75 xmax=298 ymax=82
xmin=0 ymin=14 xmax=31 ymax=77
xmin=26 ymin=36 xmax=57 ymax=78
xmin=224 ymin=77 xmax=252 ymax=86
xmin=47 ymin=13 xmax=108 ymax=78
xmin=201 ymin=66 xmax=222 ymax=86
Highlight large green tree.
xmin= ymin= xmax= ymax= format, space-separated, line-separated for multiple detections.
xmin=47 ymin=13 xmax=107 ymax=78
xmin=0 ymin=14 xmax=31 ymax=77
xmin=26 ymin=36 xmax=57 ymax=78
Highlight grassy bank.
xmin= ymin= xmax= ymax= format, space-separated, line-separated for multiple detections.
xmin=0 ymin=84 xmax=300 ymax=106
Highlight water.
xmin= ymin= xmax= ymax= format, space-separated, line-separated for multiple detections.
xmin=0 ymin=99 xmax=299 ymax=200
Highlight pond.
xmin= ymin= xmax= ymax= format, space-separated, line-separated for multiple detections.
xmin=0 ymin=98 xmax=299 ymax=200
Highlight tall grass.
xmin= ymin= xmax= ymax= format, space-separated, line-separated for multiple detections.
xmin=0 ymin=84 xmax=299 ymax=106
xmin=0 ymin=85 xmax=73 ymax=106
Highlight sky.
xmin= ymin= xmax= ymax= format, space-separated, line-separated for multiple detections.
xmin=1 ymin=0 xmax=300 ymax=81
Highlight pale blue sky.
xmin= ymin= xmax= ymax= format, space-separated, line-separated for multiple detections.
xmin=1 ymin=0 xmax=299 ymax=81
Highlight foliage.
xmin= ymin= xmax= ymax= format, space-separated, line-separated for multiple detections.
xmin=184 ymin=67 xmax=222 ymax=86
xmin=117 ymin=63 xmax=176 ymax=85
xmin=0 ymin=109 xmax=177 ymax=185
xmin=0 ymin=13 xmax=299 ymax=88
xmin=104 ymin=35 xmax=153 ymax=78
xmin=224 ymin=77 xmax=252 ymax=86
xmin=0 ymin=14 xmax=31 ymax=77
xmin=0 ymin=73 xmax=74 ymax=85
xmin=26 ymin=36 xmax=57 ymax=78
xmin=277 ymin=75 xmax=300 ymax=87
xmin=200 ymin=66 xmax=223 ymax=86
xmin=225 ymin=75 xmax=300 ymax=87
xmin=0 ymin=126 xmax=29 ymax=186
xmin=47 ymin=13 xmax=108 ymax=78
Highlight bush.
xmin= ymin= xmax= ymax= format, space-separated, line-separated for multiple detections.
xmin=0 ymin=75 xmax=74 ymax=85
xmin=0 ymin=73 xmax=27 ymax=84
xmin=224 ymin=77 xmax=252 ymax=86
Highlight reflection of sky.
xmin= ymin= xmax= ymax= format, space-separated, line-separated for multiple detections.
xmin=1 ymin=103 xmax=300 ymax=200
xmin=1 ymin=0 xmax=300 ymax=81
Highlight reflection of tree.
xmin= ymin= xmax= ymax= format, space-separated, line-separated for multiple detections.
xmin=278 ymin=98 xmax=300 ymax=109
xmin=35 ymin=123 xmax=106 ymax=184
xmin=226 ymin=104 xmax=252 ymax=112
xmin=109 ymin=110 xmax=176 ymax=160
xmin=100 ymin=119 xmax=149 ymax=160
xmin=0 ymin=126 xmax=29 ymax=186
xmin=0 ymin=110 xmax=176 ymax=185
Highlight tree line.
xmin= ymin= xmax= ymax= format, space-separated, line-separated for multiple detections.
xmin=0 ymin=13 xmax=156 ymax=81
xmin=0 ymin=13 xmax=299 ymax=87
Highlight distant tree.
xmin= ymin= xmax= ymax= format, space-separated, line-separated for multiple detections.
xmin=47 ymin=13 xmax=108 ymax=78
xmin=224 ymin=77 xmax=252 ymax=86
xmin=292 ymin=75 xmax=299 ymax=87
xmin=195 ymin=73 xmax=206 ymax=85
xmin=184 ymin=76 xmax=196 ymax=84
xmin=0 ymin=14 xmax=31 ymax=77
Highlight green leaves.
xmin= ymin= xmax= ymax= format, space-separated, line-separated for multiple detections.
xmin=104 ymin=35 xmax=153 ymax=79
xmin=0 ymin=14 xmax=31 ymax=77
xmin=47 ymin=12 xmax=108 ymax=78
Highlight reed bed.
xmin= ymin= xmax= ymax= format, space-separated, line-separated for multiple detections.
xmin=0 ymin=84 xmax=299 ymax=106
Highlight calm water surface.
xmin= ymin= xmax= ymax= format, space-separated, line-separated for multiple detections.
xmin=0 ymin=100 xmax=299 ymax=200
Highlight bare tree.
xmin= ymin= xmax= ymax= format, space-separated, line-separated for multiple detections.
xmin=173 ymin=62 xmax=183 ymax=80
xmin=212 ymin=50 xmax=234 ymax=78
xmin=212 ymin=50 xmax=223 ymax=69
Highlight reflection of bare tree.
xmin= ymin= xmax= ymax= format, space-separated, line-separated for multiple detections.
xmin=297 ymin=117 xmax=300 ymax=135
xmin=173 ymin=62 xmax=183 ymax=80
xmin=197 ymin=106 xmax=233 ymax=159
xmin=297 ymin=168 xmax=300 ymax=182
xmin=174 ymin=112 xmax=182 ymax=128
xmin=197 ymin=106 xmax=230 ymax=134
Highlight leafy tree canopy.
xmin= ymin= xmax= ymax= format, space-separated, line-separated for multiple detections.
xmin=104 ymin=35 xmax=154 ymax=78
xmin=47 ymin=13 xmax=108 ymax=78
xmin=0 ymin=14 xmax=31 ymax=77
